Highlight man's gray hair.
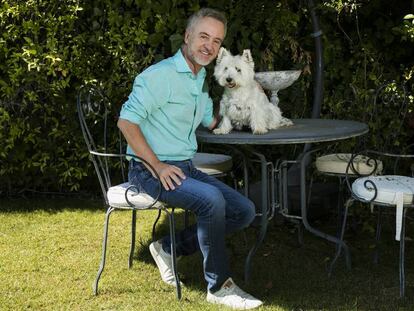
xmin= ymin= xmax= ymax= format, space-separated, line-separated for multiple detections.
xmin=186 ymin=8 xmax=227 ymax=36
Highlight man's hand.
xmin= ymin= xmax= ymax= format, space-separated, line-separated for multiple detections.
xmin=117 ymin=119 xmax=186 ymax=191
xmin=208 ymin=115 xmax=221 ymax=130
xmin=151 ymin=162 xmax=186 ymax=191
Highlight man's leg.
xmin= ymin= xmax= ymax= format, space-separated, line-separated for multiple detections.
xmin=187 ymin=163 xmax=262 ymax=309
xmin=129 ymin=160 xmax=231 ymax=291
xmin=160 ymin=162 xmax=256 ymax=262
xmin=129 ymin=160 xmax=263 ymax=309
xmin=189 ymin=164 xmax=256 ymax=234
xmin=161 ymin=168 xmax=256 ymax=257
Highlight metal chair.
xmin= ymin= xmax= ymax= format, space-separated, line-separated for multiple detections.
xmin=192 ymin=152 xmax=233 ymax=177
xmin=328 ymin=82 xmax=413 ymax=298
xmin=313 ymin=85 xmax=405 ymax=214
xmin=312 ymin=85 xmax=382 ymax=219
xmin=314 ymin=82 xmax=408 ymax=186
xmin=77 ymin=84 xmax=187 ymax=299
xmin=77 ymin=84 xmax=235 ymax=299
xmin=337 ymin=150 xmax=414 ymax=298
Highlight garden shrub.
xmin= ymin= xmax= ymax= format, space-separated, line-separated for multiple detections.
xmin=0 ymin=0 xmax=412 ymax=196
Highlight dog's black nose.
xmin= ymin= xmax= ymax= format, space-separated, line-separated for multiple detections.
xmin=226 ymin=77 xmax=233 ymax=83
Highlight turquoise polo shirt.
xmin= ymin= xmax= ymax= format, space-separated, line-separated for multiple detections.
xmin=119 ymin=49 xmax=214 ymax=161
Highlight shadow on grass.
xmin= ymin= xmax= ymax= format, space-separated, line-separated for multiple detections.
xmin=0 ymin=195 xmax=104 ymax=213
xmin=131 ymin=210 xmax=209 ymax=293
xmin=133 ymin=210 xmax=414 ymax=310
xmin=3 ymin=197 xmax=413 ymax=310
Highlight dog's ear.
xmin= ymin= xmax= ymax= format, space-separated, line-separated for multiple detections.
xmin=216 ymin=47 xmax=228 ymax=64
xmin=242 ymin=49 xmax=254 ymax=67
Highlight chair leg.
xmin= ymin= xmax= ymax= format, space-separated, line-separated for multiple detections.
xmin=307 ymin=173 xmax=315 ymax=207
xmin=329 ymin=197 xmax=352 ymax=276
xmin=335 ymin=177 xmax=345 ymax=238
xmin=231 ymin=171 xmax=238 ymax=190
xmin=93 ymin=207 xmax=115 ymax=295
xmin=373 ymin=206 xmax=382 ymax=264
xmin=129 ymin=210 xmax=137 ymax=269
xmin=152 ymin=210 xmax=162 ymax=242
xmin=167 ymin=209 xmax=182 ymax=300
xmin=399 ymin=208 xmax=407 ymax=298
xmin=297 ymin=221 xmax=304 ymax=246
xmin=184 ymin=210 xmax=190 ymax=229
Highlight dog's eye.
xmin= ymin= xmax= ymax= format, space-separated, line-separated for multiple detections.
xmin=224 ymin=67 xmax=228 ymax=71
xmin=236 ymin=67 xmax=241 ymax=73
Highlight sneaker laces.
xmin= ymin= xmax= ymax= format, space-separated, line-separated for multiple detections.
xmin=230 ymin=284 xmax=256 ymax=302
xmin=219 ymin=280 xmax=255 ymax=305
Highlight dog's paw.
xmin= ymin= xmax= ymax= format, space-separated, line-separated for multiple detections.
xmin=281 ymin=118 xmax=294 ymax=127
xmin=213 ymin=128 xmax=230 ymax=135
xmin=252 ymin=128 xmax=268 ymax=135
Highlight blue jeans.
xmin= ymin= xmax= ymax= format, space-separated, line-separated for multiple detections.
xmin=129 ymin=159 xmax=256 ymax=292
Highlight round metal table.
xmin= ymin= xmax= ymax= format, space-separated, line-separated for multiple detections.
xmin=196 ymin=118 xmax=369 ymax=281
xmin=196 ymin=118 xmax=368 ymax=145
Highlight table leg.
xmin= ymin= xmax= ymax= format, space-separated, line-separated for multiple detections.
xmin=244 ymin=151 xmax=269 ymax=282
xmin=299 ymin=150 xmax=351 ymax=269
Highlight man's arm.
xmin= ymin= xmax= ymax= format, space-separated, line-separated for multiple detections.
xmin=117 ymin=118 xmax=186 ymax=191
xmin=208 ymin=115 xmax=220 ymax=130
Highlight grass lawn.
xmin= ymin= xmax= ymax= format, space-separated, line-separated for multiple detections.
xmin=0 ymin=197 xmax=413 ymax=310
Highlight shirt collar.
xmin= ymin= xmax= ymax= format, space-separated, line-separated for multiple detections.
xmin=173 ymin=49 xmax=206 ymax=79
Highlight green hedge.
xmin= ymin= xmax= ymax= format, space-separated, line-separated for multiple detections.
xmin=0 ymin=0 xmax=413 ymax=195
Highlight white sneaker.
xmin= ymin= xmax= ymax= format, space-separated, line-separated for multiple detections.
xmin=206 ymin=277 xmax=263 ymax=310
xmin=149 ymin=240 xmax=181 ymax=287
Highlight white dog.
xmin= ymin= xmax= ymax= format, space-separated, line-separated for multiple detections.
xmin=213 ymin=48 xmax=293 ymax=135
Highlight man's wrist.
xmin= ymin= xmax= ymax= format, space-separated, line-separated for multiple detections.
xmin=208 ymin=116 xmax=221 ymax=130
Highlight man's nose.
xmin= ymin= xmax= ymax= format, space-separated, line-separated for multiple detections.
xmin=204 ymin=40 xmax=213 ymax=51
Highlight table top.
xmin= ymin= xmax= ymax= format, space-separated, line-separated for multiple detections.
xmin=196 ymin=118 xmax=368 ymax=145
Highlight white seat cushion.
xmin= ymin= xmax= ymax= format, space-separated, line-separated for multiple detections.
xmin=192 ymin=152 xmax=233 ymax=176
xmin=107 ymin=182 xmax=163 ymax=209
xmin=352 ymin=175 xmax=414 ymax=205
xmin=352 ymin=175 xmax=414 ymax=240
xmin=315 ymin=153 xmax=383 ymax=175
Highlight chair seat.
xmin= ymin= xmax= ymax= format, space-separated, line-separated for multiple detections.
xmin=352 ymin=175 xmax=414 ymax=205
xmin=352 ymin=175 xmax=414 ymax=241
xmin=192 ymin=152 xmax=233 ymax=176
xmin=315 ymin=153 xmax=383 ymax=175
xmin=107 ymin=182 xmax=163 ymax=209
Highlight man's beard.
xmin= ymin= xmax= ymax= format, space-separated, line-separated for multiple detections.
xmin=187 ymin=45 xmax=213 ymax=67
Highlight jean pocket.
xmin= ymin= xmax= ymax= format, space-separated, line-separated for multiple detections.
xmin=164 ymin=160 xmax=191 ymax=174
xmin=129 ymin=159 xmax=151 ymax=179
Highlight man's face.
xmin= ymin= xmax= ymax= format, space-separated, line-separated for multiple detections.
xmin=184 ymin=17 xmax=225 ymax=68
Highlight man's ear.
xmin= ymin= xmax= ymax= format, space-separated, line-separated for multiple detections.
xmin=242 ymin=49 xmax=254 ymax=67
xmin=184 ymin=30 xmax=190 ymax=44
xmin=216 ymin=47 xmax=228 ymax=64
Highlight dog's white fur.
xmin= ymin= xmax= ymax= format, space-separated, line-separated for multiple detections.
xmin=213 ymin=48 xmax=293 ymax=135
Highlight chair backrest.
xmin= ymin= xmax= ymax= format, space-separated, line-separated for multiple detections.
xmin=332 ymin=81 xmax=409 ymax=154
xmin=77 ymin=84 xmax=127 ymax=204
xmin=343 ymin=82 xmax=412 ymax=182
xmin=369 ymin=81 xmax=409 ymax=153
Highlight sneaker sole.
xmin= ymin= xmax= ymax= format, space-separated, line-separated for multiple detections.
xmin=149 ymin=242 xmax=181 ymax=288
xmin=207 ymin=292 xmax=263 ymax=310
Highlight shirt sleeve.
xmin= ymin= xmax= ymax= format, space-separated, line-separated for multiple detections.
xmin=119 ymin=68 xmax=170 ymax=125
xmin=200 ymin=80 xmax=214 ymax=127
xmin=201 ymin=96 xmax=214 ymax=127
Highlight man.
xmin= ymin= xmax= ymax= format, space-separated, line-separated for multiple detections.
xmin=118 ymin=8 xmax=263 ymax=310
